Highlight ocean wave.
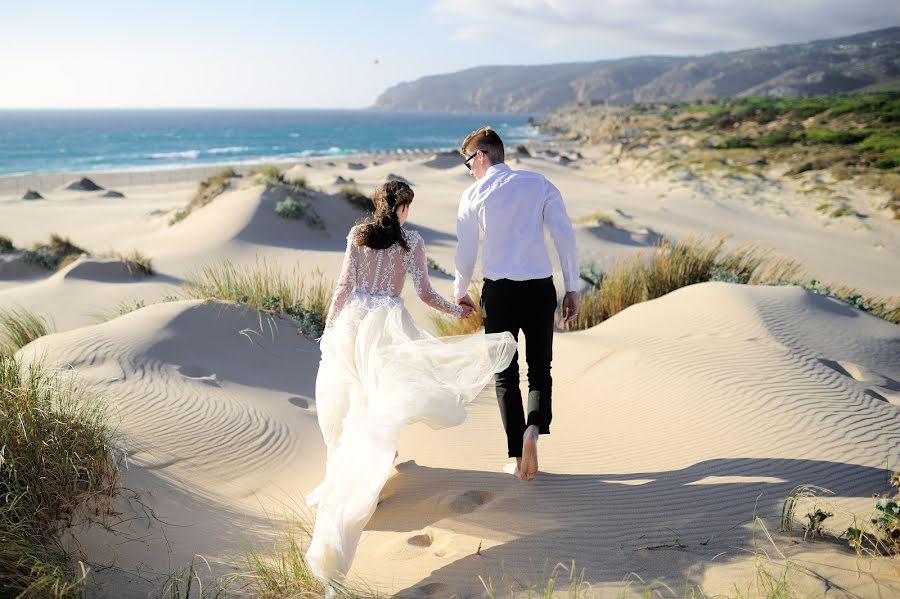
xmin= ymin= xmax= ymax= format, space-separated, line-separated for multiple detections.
xmin=207 ymin=146 xmax=250 ymax=155
xmin=148 ymin=150 xmax=200 ymax=160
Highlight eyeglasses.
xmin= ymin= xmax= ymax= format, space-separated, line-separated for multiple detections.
xmin=463 ymin=150 xmax=479 ymax=170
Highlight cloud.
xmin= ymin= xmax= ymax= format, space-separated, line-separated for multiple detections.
xmin=429 ymin=0 xmax=900 ymax=57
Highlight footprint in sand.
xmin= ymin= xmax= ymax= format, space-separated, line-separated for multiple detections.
xmin=287 ymin=396 xmax=311 ymax=409
xmin=407 ymin=532 xmax=433 ymax=547
xmin=448 ymin=490 xmax=494 ymax=514
xmin=819 ymin=359 xmax=900 ymax=406
xmin=177 ymin=365 xmax=219 ymax=386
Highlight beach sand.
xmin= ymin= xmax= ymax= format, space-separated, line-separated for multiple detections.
xmin=4 ymin=148 xmax=899 ymax=596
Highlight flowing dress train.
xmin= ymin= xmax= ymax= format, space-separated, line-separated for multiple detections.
xmin=305 ymin=227 xmax=516 ymax=585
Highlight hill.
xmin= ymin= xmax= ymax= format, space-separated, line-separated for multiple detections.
xmin=374 ymin=27 xmax=900 ymax=113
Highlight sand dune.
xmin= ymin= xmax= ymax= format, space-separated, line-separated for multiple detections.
xmin=16 ymin=283 xmax=900 ymax=596
xmin=2 ymin=150 xmax=899 ymax=596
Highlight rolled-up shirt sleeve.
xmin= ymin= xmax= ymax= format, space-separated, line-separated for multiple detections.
xmin=542 ymin=180 xmax=579 ymax=293
xmin=453 ymin=191 xmax=480 ymax=299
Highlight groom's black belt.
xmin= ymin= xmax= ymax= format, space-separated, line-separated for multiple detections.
xmin=483 ymin=277 xmax=553 ymax=286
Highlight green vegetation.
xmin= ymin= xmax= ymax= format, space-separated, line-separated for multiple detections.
xmin=0 ymin=357 xmax=120 ymax=598
xmin=340 ymin=184 xmax=371 ymax=211
xmin=21 ymin=234 xmax=86 ymax=270
xmin=549 ymin=93 xmax=900 ymax=218
xmin=0 ymin=235 xmax=13 ymax=254
xmin=430 ymin=284 xmax=483 ymax=336
xmin=170 ymin=167 xmax=240 ymax=225
xmin=845 ymin=472 xmax=900 ymax=557
xmin=568 ymin=237 xmax=899 ymax=331
xmin=0 ymin=307 xmax=53 ymax=357
xmin=183 ymin=258 xmax=332 ymax=338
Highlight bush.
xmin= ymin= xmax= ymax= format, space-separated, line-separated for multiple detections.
xmin=0 ymin=236 xmax=13 ymax=254
xmin=253 ymin=164 xmax=285 ymax=186
xmin=859 ymin=131 xmax=900 ymax=153
xmin=804 ymin=129 xmax=868 ymax=145
xmin=718 ymin=136 xmax=755 ymax=149
xmin=845 ymin=472 xmax=900 ymax=556
xmin=872 ymin=149 xmax=900 ymax=170
xmin=22 ymin=234 xmax=86 ymax=270
xmin=0 ymin=357 xmax=120 ymax=597
xmin=183 ymin=258 xmax=332 ymax=339
xmin=275 ymin=196 xmax=306 ymax=219
xmin=170 ymin=168 xmax=239 ymax=225
xmin=340 ymin=184 xmax=371 ymax=211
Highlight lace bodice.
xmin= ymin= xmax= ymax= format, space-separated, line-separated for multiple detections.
xmin=325 ymin=227 xmax=463 ymax=329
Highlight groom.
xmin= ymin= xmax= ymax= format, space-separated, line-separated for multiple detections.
xmin=454 ymin=126 xmax=579 ymax=481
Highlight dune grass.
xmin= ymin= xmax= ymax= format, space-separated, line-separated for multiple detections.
xmin=430 ymin=283 xmax=483 ymax=336
xmin=568 ymin=236 xmax=899 ymax=330
xmin=99 ymin=249 xmax=155 ymax=276
xmin=575 ymin=210 xmax=616 ymax=226
xmin=21 ymin=234 xmax=86 ymax=270
xmin=340 ymin=184 xmax=372 ymax=211
xmin=170 ymin=167 xmax=240 ymax=225
xmin=183 ymin=258 xmax=333 ymax=338
xmin=0 ymin=357 xmax=120 ymax=598
xmin=0 ymin=307 xmax=53 ymax=357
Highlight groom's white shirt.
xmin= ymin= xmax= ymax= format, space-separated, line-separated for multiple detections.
xmin=454 ymin=163 xmax=579 ymax=300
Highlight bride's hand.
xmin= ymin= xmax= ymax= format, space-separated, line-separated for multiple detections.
xmin=460 ymin=304 xmax=475 ymax=319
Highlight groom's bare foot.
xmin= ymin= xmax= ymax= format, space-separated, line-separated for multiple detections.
xmin=521 ymin=426 xmax=539 ymax=481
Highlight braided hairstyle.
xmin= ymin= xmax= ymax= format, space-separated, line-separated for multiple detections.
xmin=354 ymin=180 xmax=414 ymax=252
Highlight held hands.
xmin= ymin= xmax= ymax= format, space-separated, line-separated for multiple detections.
xmin=457 ymin=294 xmax=476 ymax=319
xmin=562 ymin=291 xmax=579 ymax=324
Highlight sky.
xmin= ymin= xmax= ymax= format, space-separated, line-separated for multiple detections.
xmin=1 ymin=0 xmax=898 ymax=109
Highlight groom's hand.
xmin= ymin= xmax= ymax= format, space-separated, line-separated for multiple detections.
xmin=562 ymin=291 xmax=579 ymax=324
xmin=457 ymin=294 xmax=476 ymax=310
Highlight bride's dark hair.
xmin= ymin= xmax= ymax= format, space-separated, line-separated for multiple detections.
xmin=354 ymin=181 xmax=414 ymax=252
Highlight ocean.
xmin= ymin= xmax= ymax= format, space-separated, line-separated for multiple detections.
xmin=0 ymin=109 xmax=541 ymax=177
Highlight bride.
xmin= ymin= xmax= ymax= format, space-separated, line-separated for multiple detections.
xmin=305 ymin=180 xmax=516 ymax=588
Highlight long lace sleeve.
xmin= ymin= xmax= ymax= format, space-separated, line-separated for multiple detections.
xmin=325 ymin=232 xmax=357 ymax=330
xmin=406 ymin=233 xmax=464 ymax=318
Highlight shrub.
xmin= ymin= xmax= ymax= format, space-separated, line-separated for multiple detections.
xmin=0 ymin=236 xmax=13 ymax=254
xmin=430 ymin=284 xmax=483 ymax=336
xmin=718 ymin=136 xmax=755 ymax=149
xmin=859 ymin=131 xmax=900 ymax=153
xmin=275 ymin=196 xmax=306 ymax=219
xmin=340 ymin=184 xmax=371 ymax=211
xmin=0 ymin=357 xmax=120 ymax=597
xmin=575 ymin=210 xmax=615 ymax=227
xmin=804 ymin=129 xmax=868 ymax=145
xmin=170 ymin=168 xmax=239 ymax=225
xmin=21 ymin=234 xmax=85 ymax=270
xmin=183 ymin=258 xmax=332 ymax=339
xmin=872 ymin=149 xmax=900 ymax=170
xmin=830 ymin=204 xmax=855 ymax=218
xmin=0 ymin=308 xmax=53 ymax=357
xmin=253 ymin=164 xmax=285 ymax=186
xmin=845 ymin=471 xmax=899 ymax=556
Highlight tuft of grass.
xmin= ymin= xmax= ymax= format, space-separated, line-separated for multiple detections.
xmin=253 ymin=164 xmax=285 ymax=186
xmin=22 ymin=234 xmax=86 ymax=271
xmin=0 ymin=307 xmax=53 ymax=357
xmin=340 ymin=184 xmax=371 ymax=211
xmin=170 ymin=168 xmax=239 ymax=225
xmin=0 ymin=235 xmax=13 ymax=254
xmin=0 ymin=357 xmax=120 ymax=598
xmin=567 ymin=237 xmax=809 ymax=331
xmin=430 ymin=284 xmax=483 ymax=336
xmin=183 ymin=258 xmax=332 ymax=339
xmin=100 ymin=249 xmax=155 ymax=276
xmin=575 ymin=210 xmax=616 ymax=227
xmin=829 ymin=203 xmax=855 ymax=218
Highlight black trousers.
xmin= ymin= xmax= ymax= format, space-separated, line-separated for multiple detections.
xmin=481 ymin=277 xmax=557 ymax=457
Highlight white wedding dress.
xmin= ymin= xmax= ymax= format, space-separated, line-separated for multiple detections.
xmin=305 ymin=226 xmax=516 ymax=586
